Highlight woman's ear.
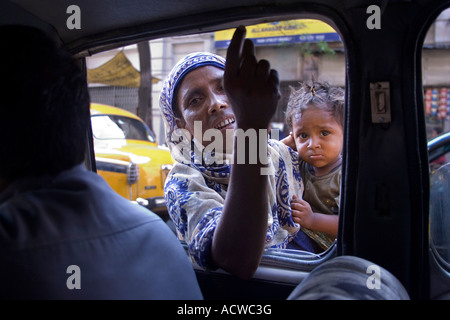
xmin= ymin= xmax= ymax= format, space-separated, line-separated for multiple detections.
xmin=175 ymin=117 xmax=186 ymax=129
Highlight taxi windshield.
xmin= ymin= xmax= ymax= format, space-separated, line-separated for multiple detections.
xmin=91 ymin=114 xmax=156 ymax=142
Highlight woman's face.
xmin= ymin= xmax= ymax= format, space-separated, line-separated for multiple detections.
xmin=175 ymin=66 xmax=236 ymax=149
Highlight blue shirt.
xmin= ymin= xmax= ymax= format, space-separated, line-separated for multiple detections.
xmin=0 ymin=164 xmax=203 ymax=299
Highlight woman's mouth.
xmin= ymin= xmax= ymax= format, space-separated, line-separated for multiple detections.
xmin=214 ymin=117 xmax=235 ymax=130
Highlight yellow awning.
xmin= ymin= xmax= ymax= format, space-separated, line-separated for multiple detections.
xmin=87 ymin=51 xmax=159 ymax=87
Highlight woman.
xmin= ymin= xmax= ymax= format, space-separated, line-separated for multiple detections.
xmin=159 ymin=26 xmax=320 ymax=279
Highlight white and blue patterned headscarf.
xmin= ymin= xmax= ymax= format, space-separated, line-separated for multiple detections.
xmin=160 ymin=52 xmax=232 ymax=181
xmin=159 ymin=52 xmax=308 ymax=269
xmin=160 ymin=52 xmax=226 ymax=160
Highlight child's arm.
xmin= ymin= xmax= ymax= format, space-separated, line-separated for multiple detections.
xmin=280 ymin=132 xmax=296 ymax=150
xmin=291 ymin=195 xmax=338 ymax=238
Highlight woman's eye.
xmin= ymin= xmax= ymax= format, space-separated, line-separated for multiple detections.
xmin=188 ymin=98 xmax=200 ymax=106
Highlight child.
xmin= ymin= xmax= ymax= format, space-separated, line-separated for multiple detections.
xmin=284 ymin=81 xmax=344 ymax=251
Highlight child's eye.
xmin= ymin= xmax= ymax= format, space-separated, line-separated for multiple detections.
xmin=299 ymin=133 xmax=308 ymax=139
xmin=321 ymin=131 xmax=330 ymax=137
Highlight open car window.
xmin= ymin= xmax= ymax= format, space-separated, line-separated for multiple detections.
xmin=85 ymin=17 xmax=345 ymax=270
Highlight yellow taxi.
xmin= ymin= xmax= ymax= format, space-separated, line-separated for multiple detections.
xmin=90 ymin=103 xmax=173 ymax=215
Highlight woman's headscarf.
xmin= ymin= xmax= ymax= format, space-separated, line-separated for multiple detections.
xmin=159 ymin=52 xmax=226 ymax=164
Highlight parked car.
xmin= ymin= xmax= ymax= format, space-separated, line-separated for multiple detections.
xmin=428 ymin=131 xmax=450 ymax=173
xmin=90 ymin=103 xmax=173 ymax=218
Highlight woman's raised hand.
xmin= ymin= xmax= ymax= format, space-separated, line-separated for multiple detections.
xmin=224 ymin=25 xmax=280 ymax=131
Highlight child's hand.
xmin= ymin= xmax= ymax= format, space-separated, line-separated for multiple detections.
xmin=280 ymin=132 xmax=296 ymax=150
xmin=223 ymin=25 xmax=280 ymax=131
xmin=290 ymin=195 xmax=315 ymax=228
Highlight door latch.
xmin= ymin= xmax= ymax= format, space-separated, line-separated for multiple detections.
xmin=370 ymin=81 xmax=391 ymax=124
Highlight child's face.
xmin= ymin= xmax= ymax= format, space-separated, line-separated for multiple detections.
xmin=292 ymin=106 xmax=343 ymax=176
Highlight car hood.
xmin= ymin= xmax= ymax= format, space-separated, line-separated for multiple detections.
xmin=94 ymin=140 xmax=174 ymax=166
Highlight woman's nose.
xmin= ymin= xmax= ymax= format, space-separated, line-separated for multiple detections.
xmin=208 ymin=94 xmax=228 ymax=114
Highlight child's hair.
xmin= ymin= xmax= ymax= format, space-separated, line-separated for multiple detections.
xmin=285 ymin=81 xmax=344 ymax=130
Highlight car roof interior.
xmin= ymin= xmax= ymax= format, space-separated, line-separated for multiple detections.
xmin=5 ymin=0 xmax=440 ymax=55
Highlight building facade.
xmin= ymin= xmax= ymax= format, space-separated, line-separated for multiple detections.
xmin=87 ymin=10 xmax=449 ymax=144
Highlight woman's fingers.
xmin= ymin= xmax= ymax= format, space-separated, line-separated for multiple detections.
xmin=255 ymin=59 xmax=270 ymax=82
xmin=225 ymin=25 xmax=246 ymax=80
xmin=240 ymin=51 xmax=257 ymax=80
xmin=242 ymin=37 xmax=255 ymax=60
xmin=224 ymin=25 xmax=280 ymax=130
